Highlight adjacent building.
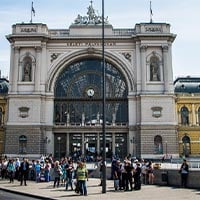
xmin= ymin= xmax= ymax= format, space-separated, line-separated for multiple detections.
xmin=174 ymin=77 xmax=200 ymax=157
xmin=5 ymin=2 xmax=178 ymax=159
xmin=0 ymin=77 xmax=9 ymax=155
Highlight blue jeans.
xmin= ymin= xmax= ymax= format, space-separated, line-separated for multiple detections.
xmin=78 ymin=180 xmax=87 ymax=195
xmin=66 ymin=176 xmax=73 ymax=190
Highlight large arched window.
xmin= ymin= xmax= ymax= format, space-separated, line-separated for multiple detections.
xmin=19 ymin=135 xmax=27 ymax=154
xmin=154 ymin=135 xmax=163 ymax=154
xmin=181 ymin=106 xmax=189 ymax=125
xmin=54 ymin=59 xmax=128 ymax=125
xmin=182 ymin=135 xmax=191 ymax=157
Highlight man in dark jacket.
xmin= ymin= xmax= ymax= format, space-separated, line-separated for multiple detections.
xmin=180 ymin=159 xmax=189 ymax=188
xmin=20 ymin=158 xmax=30 ymax=186
xmin=133 ymin=162 xmax=141 ymax=190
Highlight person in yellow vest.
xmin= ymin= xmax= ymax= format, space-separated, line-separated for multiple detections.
xmin=76 ymin=161 xmax=88 ymax=196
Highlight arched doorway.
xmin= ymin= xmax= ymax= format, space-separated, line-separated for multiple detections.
xmin=53 ymin=58 xmax=128 ymax=159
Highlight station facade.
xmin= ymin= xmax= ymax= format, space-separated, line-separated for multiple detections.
xmin=5 ymin=3 xmax=178 ymax=159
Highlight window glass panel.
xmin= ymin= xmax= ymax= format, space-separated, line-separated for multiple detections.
xmin=54 ymin=59 xmax=128 ymax=124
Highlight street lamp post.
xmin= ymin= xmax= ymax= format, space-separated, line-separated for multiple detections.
xmin=101 ymin=0 xmax=106 ymax=194
xmin=165 ymin=141 xmax=168 ymax=159
xmin=57 ymin=136 xmax=61 ymax=161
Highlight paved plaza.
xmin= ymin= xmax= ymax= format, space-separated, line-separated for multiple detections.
xmin=0 ymin=178 xmax=200 ymax=200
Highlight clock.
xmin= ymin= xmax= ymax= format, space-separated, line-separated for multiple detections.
xmin=87 ymin=88 xmax=95 ymax=97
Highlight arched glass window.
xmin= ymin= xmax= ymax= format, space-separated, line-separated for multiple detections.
xmin=54 ymin=59 xmax=128 ymax=125
xmin=22 ymin=57 xmax=32 ymax=82
xmin=182 ymin=135 xmax=191 ymax=157
xmin=150 ymin=56 xmax=160 ymax=81
xmin=181 ymin=106 xmax=189 ymax=125
xmin=19 ymin=135 xmax=27 ymax=154
xmin=154 ymin=135 xmax=163 ymax=154
xmin=198 ymin=107 xmax=200 ymax=125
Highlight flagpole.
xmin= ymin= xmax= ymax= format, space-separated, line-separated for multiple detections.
xmin=150 ymin=1 xmax=153 ymax=23
xmin=30 ymin=2 xmax=33 ymax=23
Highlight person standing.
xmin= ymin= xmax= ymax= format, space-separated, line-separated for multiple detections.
xmin=133 ymin=162 xmax=142 ymax=190
xmin=113 ymin=160 xmax=122 ymax=191
xmin=147 ymin=161 xmax=154 ymax=184
xmin=76 ymin=161 xmax=88 ymax=196
xmin=19 ymin=158 xmax=29 ymax=186
xmin=124 ymin=160 xmax=133 ymax=191
xmin=35 ymin=160 xmax=41 ymax=183
xmin=7 ymin=159 xmax=16 ymax=183
xmin=14 ymin=158 xmax=20 ymax=181
xmin=65 ymin=160 xmax=74 ymax=190
xmin=44 ymin=160 xmax=51 ymax=182
xmin=53 ymin=160 xmax=62 ymax=188
xmin=180 ymin=159 xmax=189 ymax=188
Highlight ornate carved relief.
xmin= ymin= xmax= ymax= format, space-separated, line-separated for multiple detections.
xmin=121 ymin=52 xmax=132 ymax=62
xmin=19 ymin=107 xmax=29 ymax=118
xmin=151 ymin=106 xmax=162 ymax=118
xmin=51 ymin=53 xmax=60 ymax=62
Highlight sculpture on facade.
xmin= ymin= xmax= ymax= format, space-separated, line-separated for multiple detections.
xmin=150 ymin=57 xmax=160 ymax=81
xmin=73 ymin=1 xmax=108 ymax=25
xmin=23 ymin=62 xmax=32 ymax=81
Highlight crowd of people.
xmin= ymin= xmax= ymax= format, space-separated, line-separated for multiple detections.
xmin=110 ymin=157 xmax=155 ymax=191
xmin=0 ymin=154 xmax=190 ymax=196
xmin=0 ymin=154 xmax=89 ymax=196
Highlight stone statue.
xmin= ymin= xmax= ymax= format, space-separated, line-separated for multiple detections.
xmin=150 ymin=59 xmax=160 ymax=81
xmin=23 ymin=62 xmax=31 ymax=81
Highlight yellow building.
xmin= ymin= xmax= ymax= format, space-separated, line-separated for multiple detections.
xmin=0 ymin=78 xmax=9 ymax=155
xmin=174 ymin=77 xmax=200 ymax=157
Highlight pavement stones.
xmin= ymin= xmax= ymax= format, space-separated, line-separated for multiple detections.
xmin=0 ymin=178 xmax=200 ymax=200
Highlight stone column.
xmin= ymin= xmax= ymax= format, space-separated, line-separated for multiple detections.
xmin=81 ymin=133 xmax=85 ymax=155
xmin=192 ymin=104 xmax=196 ymax=125
xmin=41 ymin=43 xmax=47 ymax=92
xmin=112 ymin=133 xmax=115 ymax=156
xmin=140 ymin=45 xmax=147 ymax=92
xmin=162 ymin=45 xmax=169 ymax=93
xmin=13 ymin=47 xmax=20 ymax=92
xmin=66 ymin=133 xmax=69 ymax=156
xmin=196 ymin=110 xmax=199 ymax=125
xmin=97 ymin=133 xmax=100 ymax=154
xmin=136 ymin=41 xmax=141 ymax=91
xmin=178 ymin=110 xmax=182 ymax=125
xmin=35 ymin=46 xmax=42 ymax=92
xmin=9 ymin=45 xmax=15 ymax=92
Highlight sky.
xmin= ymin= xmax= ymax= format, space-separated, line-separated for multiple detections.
xmin=0 ymin=0 xmax=200 ymax=80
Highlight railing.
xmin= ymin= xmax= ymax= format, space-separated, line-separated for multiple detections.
xmin=48 ymin=28 xmax=135 ymax=38
xmin=113 ymin=28 xmax=135 ymax=36
xmin=49 ymin=29 xmax=70 ymax=37
xmin=54 ymin=122 xmax=128 ymax=127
